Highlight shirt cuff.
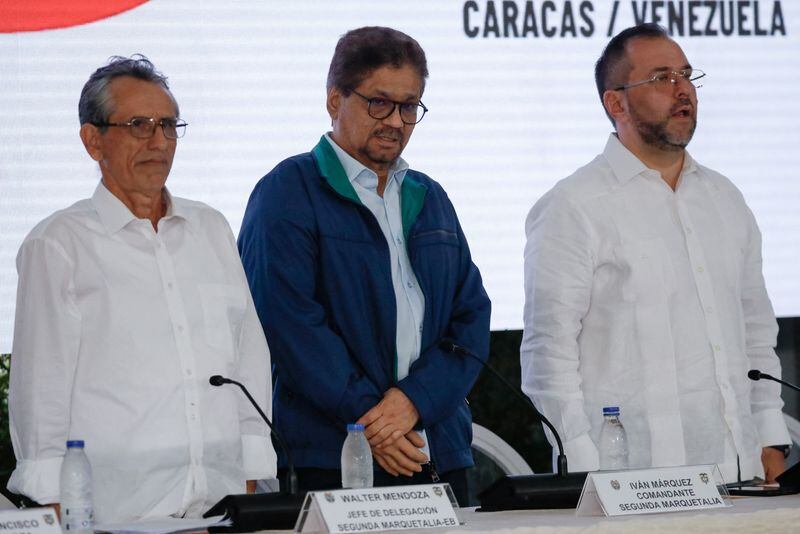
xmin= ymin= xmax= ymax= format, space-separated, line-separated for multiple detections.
xmin=753 ymin=408 xmax=792 ymax=448
xmin=7 ymin=457 xmax=63 ymax=505
xmin=241 ymin=434 xmax=278 ymax=481
xmin=562 ymin=433 xmax=600 ymax=472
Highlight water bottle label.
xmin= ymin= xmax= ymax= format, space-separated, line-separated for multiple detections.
xmin=63 ymin=506 xmax=94 ymax=532
xmin=341 ymin=432 xmax=374 ymax=489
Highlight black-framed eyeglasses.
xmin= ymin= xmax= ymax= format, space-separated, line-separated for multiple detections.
xmin=93 ymin=116 xmax=188 ymax=139
xmin=351 ymin=90 xmax=428 ymax=125
xmin=614 ymin=68 xmax=706 ymax=92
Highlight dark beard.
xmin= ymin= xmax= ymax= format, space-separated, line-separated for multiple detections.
xmin=359 ymin=128 xmax=404 ymax=166
xmin=630 ymin=102 xmax=696 ymax=152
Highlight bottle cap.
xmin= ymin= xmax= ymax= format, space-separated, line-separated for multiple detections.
xmin=347 ymin=424 xmax=365 ymax=432
xmin=66 ymin=440 xmax=85 ymax=448
xmin=602 ymin=406 xmax=620 ymax=416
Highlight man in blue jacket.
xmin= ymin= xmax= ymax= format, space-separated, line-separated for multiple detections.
xmin=238 ymin=26 xmax=491 ymax=504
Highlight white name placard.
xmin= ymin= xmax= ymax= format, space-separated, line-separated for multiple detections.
xmin=576 ymin=465 xmax=729 ymax=517
xmin=0 ymin=508 xmax=61 ymax=534
xmin=294 ymin=484 xmax=460 ymax=533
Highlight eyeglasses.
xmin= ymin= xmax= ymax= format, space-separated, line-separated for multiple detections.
xmin=93 ymin=116 xmax=188 ymax=139
xmin=614 ymin=69 xmax=706 ymax=92
xmin=351 ymin=90 xmax=428 ymax=125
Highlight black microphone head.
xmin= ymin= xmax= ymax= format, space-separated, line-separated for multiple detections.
xmin=747 ymin=370 xmax=761 ymax=381
xmin=209 ymin=375 xmax=227 ymax=386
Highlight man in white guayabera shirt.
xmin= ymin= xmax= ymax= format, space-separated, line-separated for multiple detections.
xmin=7 ymin=56 xmax=276 ymax=523
xmin=521 ymin=23 xmax=791 ymax=485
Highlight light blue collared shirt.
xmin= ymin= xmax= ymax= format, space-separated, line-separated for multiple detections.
xmin=325 ymin=134 xmax=430 ymax=456
xmin=324 ymin=134 xmax=426 ymax=384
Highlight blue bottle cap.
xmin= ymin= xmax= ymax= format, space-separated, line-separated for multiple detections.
xmin=66 ymin=440 xmax=85 ymax=448
xmin=602 ymin=406 xmax=620 ymax=415
xmin=347 ymin=424 xmax=365 ymax=432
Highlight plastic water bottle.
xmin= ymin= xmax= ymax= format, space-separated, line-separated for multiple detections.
xmin=60 ymin=440 xmax=94 ymax=534
xmin=599 ymin=406 xmax=629 ymax=471
xmin=341 ymin=424 xmax=373 ymax=489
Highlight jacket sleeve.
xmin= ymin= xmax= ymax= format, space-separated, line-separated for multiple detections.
xmin=396 ymin=199 xmax=491 ymax=429
xmin=739 ymin=205 xmax=791 ymax=448
xmin=519 ymin=190 xmax=600 ymax=472
xmin=238 ymin=168 xmax=383 ymax=427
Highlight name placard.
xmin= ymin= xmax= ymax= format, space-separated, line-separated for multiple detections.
xmin=0 ymin=508 xmax=61 ymax=534
xmin=576 ymin=465 xmax=730 ymax=517
xmin=294 ymin=484 xmax=460 ymax=533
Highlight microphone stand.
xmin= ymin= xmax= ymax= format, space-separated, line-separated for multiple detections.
xmin=205 ymin=375 xmax=305 ymax=532
xmin=743 ymin=369 xmax=800 ymax=494
xmin=748 ymin=369 xmax=800 ymax=393
xmin=439 ymin=340 xmax=587 ymax=510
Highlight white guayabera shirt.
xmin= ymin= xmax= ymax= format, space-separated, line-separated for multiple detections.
xmin=521 ymin=134 xmax=790 ymax=483
xmin=8 ymin=183 xmax=277 ymax=523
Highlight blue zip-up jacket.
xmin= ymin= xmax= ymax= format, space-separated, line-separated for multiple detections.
xmin=238 ymin=137 xmax=491 ymax=474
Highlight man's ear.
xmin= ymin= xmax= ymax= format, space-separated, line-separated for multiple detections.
xmin=602 ymin=89 xmax=627 ymax=126
xmin=326 ymin=87 xmax=342 ymax=121
xmin=79 ymin=123 xmax=103 ymax=162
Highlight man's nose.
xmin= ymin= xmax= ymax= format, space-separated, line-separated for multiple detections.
xmin=148 ymin=124 xmax=170 ymax=149
xmin=672 ymin=73 xmax=695 ymax=97
xmin=382 ymin=105 xmax=405 ymax=128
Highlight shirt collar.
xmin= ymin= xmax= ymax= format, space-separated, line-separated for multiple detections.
xmin=603 ymin=133 xmax=699 ymax=186
xmin=92 ymin=181 xmax=188 ymax=234
xmin=324 ymin=132 xmax=409 ymax=193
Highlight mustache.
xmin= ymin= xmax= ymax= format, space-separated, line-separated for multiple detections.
xmin=670 ymin=98 xmax=694 ymax=113
xmin=373 ymin=127 xmax=402 ymax=141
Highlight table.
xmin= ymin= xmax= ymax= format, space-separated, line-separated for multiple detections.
xmin=449 ymin=494 xmax=800 ymax=533
xmin=265 ymin=494 xmax=800 ymax=533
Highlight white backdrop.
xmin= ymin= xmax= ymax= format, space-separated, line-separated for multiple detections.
xmin=1 ymin=1 xmax=798 ymax=351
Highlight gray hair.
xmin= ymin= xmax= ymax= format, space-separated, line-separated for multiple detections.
xmin=79 ymin=54 xmax=177 ymax=130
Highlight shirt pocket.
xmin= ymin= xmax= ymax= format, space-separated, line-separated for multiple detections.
xmin=198 ymin=283 xmax=247 ymax=358
xmin=613 ymin=238 xmax=677 ymax=304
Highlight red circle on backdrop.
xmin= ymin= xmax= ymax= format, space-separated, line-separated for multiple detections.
xmin=0 ymin=0 xmax=149 ymax=33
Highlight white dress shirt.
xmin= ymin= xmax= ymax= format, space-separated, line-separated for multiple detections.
xmin=325 ymin=134 xmax=429 ymax=455
xmin=8 ymin=182 xmax=277 ymax=523
xmin=521 ymin=134 xmax=790 ymax=482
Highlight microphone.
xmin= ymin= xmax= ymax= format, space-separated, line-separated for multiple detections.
xmin=209 ymin=375 xmax=229 ymax=387
xmin=438 ymin=339 xmax=587 ymax=510
xmin=204 ymin=375 xmax=303 ymax=531
xmin=208 ymin=375 xmax=298 ymax=494
xmin=748 ymin=369 xmax=800 ymax=393
xmin=745 ymin=369 xmax=800 ymax=494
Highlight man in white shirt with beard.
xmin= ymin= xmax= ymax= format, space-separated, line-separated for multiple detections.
xmin=521 ymin=23 xmax=791 ymax=484
xmin=7 ymin=55 xmax=276 ymax=523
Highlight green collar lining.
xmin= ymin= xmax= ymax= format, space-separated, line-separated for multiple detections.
xmin=400 ymin=177 xmax=427 ymax=241
xmin=312 ymin=135 xmax=428 ymax=238
xmin=312 ymin=136 xmax=362 ymax=205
